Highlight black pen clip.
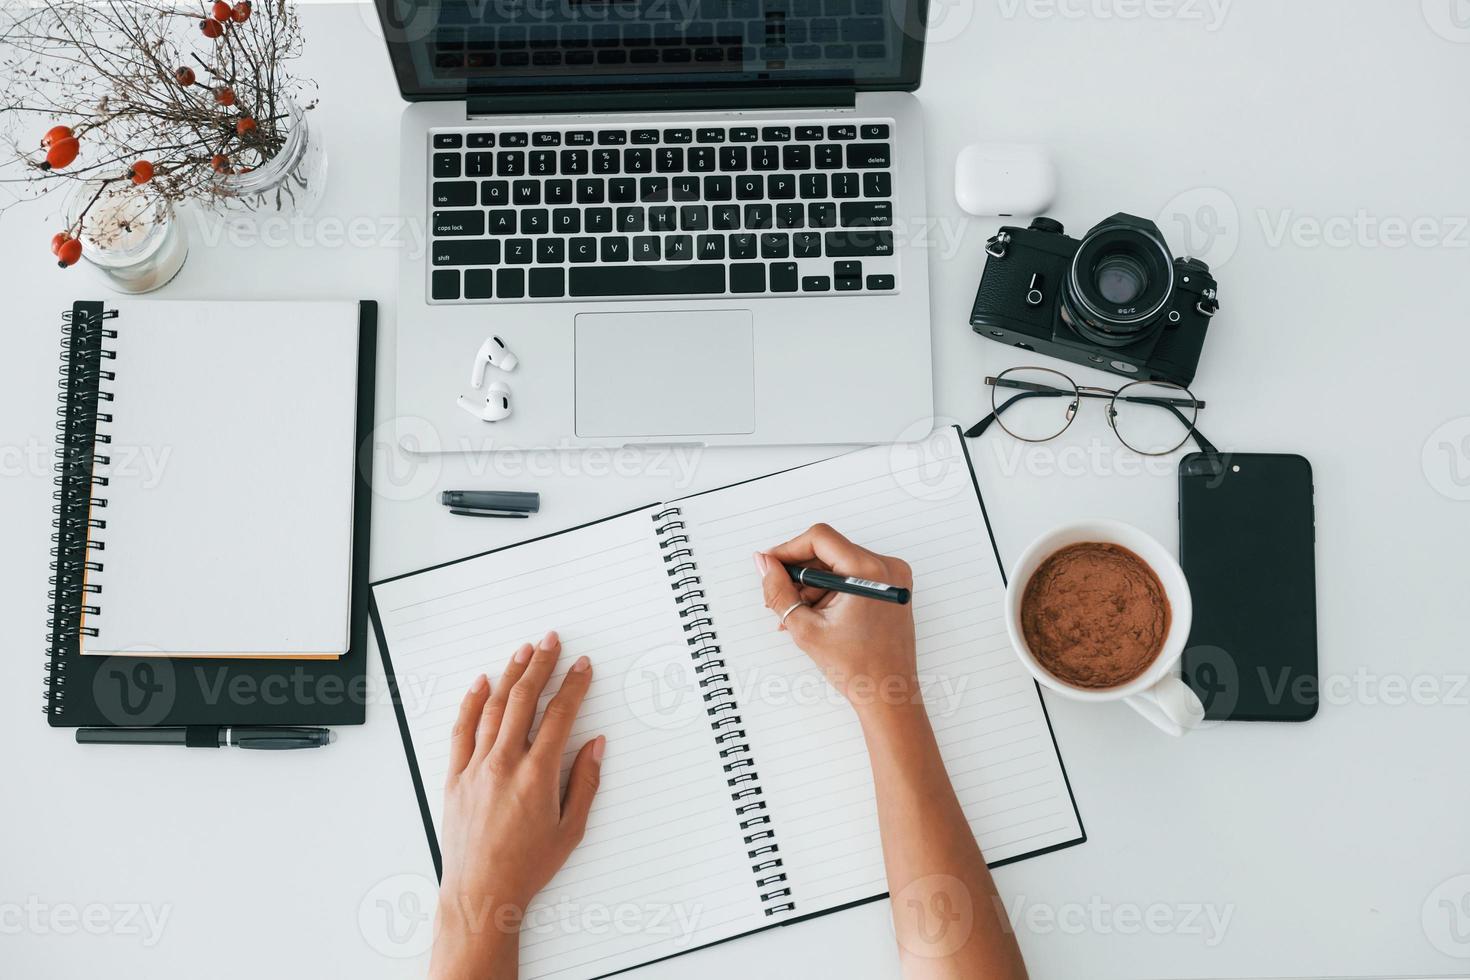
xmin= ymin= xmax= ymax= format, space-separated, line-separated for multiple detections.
xmin=450 ymin=508 xmax=531 ymax=519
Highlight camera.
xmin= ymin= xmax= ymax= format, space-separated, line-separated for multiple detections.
xmin=969 ymin=213 xmax=1220 ymax=387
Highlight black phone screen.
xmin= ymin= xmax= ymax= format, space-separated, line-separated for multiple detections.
xmin=1179 ymin=453 xmax=1318 ymax=721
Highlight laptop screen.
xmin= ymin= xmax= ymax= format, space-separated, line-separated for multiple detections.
xmin=376 ymin=0 xmax=928 ymax=100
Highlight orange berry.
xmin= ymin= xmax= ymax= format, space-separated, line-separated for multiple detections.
xmin=130 ymin=160 xmax=155 ymax=184
xmin=236 ymin=117 xmax=257 ymax=136
xmin=51 ymin=232 xmax=70 ymax=256
xmin=214 ymin=86 xmax=235 ymax=106
xmin=57 ymin=237 xmax=83 ymax=268
xmin=41 ymin=125 xmax=73 ymax=149
xmin=200 ymin=17 xmax=223 ymax=38
xmin=231 ymin=1 xmax=252 ymax=21
xmin=210 ymin=153 xmax=231 ymax=173
xmin=175 ymin=66 xmax=196 ymax=86
xmin=45 ymin=136 xmax=79 ymax=170
xmin=211 ymin=1 xmax=231 ymax=21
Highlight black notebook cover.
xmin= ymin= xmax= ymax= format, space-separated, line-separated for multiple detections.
xmin=43 ymin=299 xmax=377 ymax=728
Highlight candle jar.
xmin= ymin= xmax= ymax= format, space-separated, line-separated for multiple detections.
xmin=210 ymin=97 xmax=327 ymax=222
xmin=64 ymin=180 xmax=189 ymax=294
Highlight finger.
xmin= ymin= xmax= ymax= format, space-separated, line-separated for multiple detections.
xmin=447 ymin=673 xmax=490 ymax=781
xmin=560 ymin=736 xmax=605 ymax=844
xmin=765 ymin=523 xmax=885 ymax=578
xmin=756 ymin=552 xmax=820 ymax=640
xmin=496 ymin=630 xmax=562 ymax=752
xmin=531 ymin=655 xmax=592 ymax=764
xmin=472 ymin=644 xmax=533 ymax=763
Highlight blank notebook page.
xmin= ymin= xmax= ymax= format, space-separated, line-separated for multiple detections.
xmin=83 ymin=300 xmax=359 ymax=656
xmin=371 ymin=508 xmax=768 ymax=980
xmin=676 ymin=428 xmax=1084 ymax=916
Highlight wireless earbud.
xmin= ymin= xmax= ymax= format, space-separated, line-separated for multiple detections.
xmin=471 ymin=336 xmax=518 ymax=388
xmin=456 ymin=382 xmax=512 ymax=422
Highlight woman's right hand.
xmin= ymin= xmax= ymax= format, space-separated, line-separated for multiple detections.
xmin=755 ymin=524 xmax=918 ymax=712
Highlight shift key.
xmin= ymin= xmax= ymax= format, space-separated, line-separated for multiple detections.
xmin=433 ymin=210 xmax=484 ymax=236
xmin=825 ymin=230 xmax=893 ymax=256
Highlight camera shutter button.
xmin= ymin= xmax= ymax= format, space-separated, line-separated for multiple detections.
xmin=1025 ymin=273 xmax=1045 ymax=307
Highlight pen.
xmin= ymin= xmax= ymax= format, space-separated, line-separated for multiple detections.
xmin=76 ymin=726 xmax=334 ymax=750
xmin=441 ymin=490 xmax=540 ymax=515
xmin=785 ymin=564 xmax=911 ymax=605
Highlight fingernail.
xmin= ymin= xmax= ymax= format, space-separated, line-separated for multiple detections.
xmin=753 ymin=552 xmax=769 ymax=575
xmin=471 ymin=673 xmax=488 ymax=693
xmin=540 ymin=629 xmax=559 ymax=649
xmin=570 ymin=655 xmax=590 ymax=673
xmin=592 ymin=735 xmax=606 ymax=762
xmin=513 ymin=645 xmax=532 ymax=664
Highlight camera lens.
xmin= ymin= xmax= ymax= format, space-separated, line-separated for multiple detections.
xmin=1093 ymin=253 xmax=1149 ymax=305
xmin=1061 ymin=216 xmax=1175 ymax=349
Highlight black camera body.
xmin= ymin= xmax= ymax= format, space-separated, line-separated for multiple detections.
xmin=969 ymin=213 xmax=1220 ymax=387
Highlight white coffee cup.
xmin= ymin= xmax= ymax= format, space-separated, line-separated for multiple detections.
xmin=1004 ymin=520 xmax=1205 ymax=736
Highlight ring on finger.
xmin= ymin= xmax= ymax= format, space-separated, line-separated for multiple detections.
xmin=779 ymin=601 xmax=805 ymax=625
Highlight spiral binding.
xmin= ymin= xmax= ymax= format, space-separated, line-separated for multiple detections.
xmin=46 ymin=302 xmax=118 ymax=719
xmin=652 ymin=507 xmax=795 ymax=917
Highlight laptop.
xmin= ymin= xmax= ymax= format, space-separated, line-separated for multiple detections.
xmin=376 ymin=0 xmax=934 ymax=450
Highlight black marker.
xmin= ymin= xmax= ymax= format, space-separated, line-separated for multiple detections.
xmin=76 ymin=726 xmax=334 ymax=750
xmin=441 ymin=490 xmax=540 ymax=519
xmin=785 ymin=564 xmax=911 ymax=605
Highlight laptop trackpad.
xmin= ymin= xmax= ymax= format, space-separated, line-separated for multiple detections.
xmin=575 ymin=311 xmax=755 ymax=438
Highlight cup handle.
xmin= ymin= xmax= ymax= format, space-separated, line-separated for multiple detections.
xmin=1124 ymin=674 xmax=1206 ymax=736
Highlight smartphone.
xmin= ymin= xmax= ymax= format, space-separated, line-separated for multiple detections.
xmin=1178 ymin=453 xmax=1318 ymax=722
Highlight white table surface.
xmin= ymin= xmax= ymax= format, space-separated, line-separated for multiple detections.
xmin=3 ymin=2 xmax=1469 ymax=977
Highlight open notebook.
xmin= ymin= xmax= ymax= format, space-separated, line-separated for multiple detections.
xmin=371 ymin=427 xmax=1084 ymax=979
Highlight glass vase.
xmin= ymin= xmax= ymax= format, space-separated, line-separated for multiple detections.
xmin=64 ymin=180 xmax=189 ymax=294
xmin=211 ymin=97 xmax=327 ymax=221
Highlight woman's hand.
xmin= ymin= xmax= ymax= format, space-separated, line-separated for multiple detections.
xmin=756 ymin=523 xmax=918 ymax=713
xmin=429 ymin=630 xmax=605 ymax=980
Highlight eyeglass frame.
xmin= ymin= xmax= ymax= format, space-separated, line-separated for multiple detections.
xmin=964 ymin=367 xmax=1219 ymax=456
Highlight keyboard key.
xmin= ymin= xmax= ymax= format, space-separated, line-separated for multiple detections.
xmin=713 ymin=204 xmax=741 ymax=229
xmin=860 ymin=124 xmax=889 ymax=139
xmin=597 ymin=130 xmax=627 ymax=145
xmin=802 ymin=275 xmax=831 ymax=291
xmin=836 ymin=275 xmax=862 ymax=291
xmin=552 ymin=208 xmax=580 ymax=233
xmin=533 ymin=131 xmax=561 ymax=146
xmin=800 ymin=174 xmax=828 ymax=199
xmin=505 ymin=238 xmax=533 ymax=264
xmin=736 ymin=175 xmax=764 ymax=200
xmin=569 ymin=264 xmax=725 ymax=296
xmin=824 ymin=229 xmax=893 ymax=256
xmin=609 ymin=178 xmax=636 ymax=202
xmin=809 ymin=202 xmax=837 ymax=227
xmin=433 ymin=133 xmax=463 ymax=149
xmin=664 ymin=235 xmax=693 ymax=260
xmin=671 ymin=176 xmax=700 ymax=201
xmin=760 ymin=232 xmax=790 ymax=258
xmin=680 ymin=205 xmax=709 ymax=231
xmin=481 ymin=180 xmax=509 ymax=206
xmin=513 ymin=180 xmax=540 ymax=205
xmin=537 ymin=238 xmax=565 ymax=263
xmin=768 ymin=174 xmax=796 ymax=199
xmin=528 ymin=151 xmax=555 ymax=175
xmin=688 ymin=146 xmax=716 ymax=172
xmin=664 ymin=128 xmax=693 ymax=143
xmin=866 ymin=273 xmax=895 ymax=290
xmin=433 ymin=240 xmax=501 ymax=266
xmin=782 ymin=145 xmax=811 ymax=170
xmin=657 ymin=147 xmax=685 ymax=172
xmin=827 ymin=125 xmax=856 ymax=140
xmin=704 ymin=175 xmax=732 ymax=200
xmin=496 ymin=151 xmax=525 ymax=176
xmin=465 ymin=152 xmax=495 ymax=178
xmin=566 ymin=130 xmax=594 ymax=146
xmin=569 ymin=237 xmax=597 ymax=262
xmin=632 ymin=128 xmax=660 ymax=144
xmin=776 ymin=203 xmax=804 ymax=228
xmin=729 ymin=233 xmax=757 ymax=258
xmin=433 ymin=210 xmax=484 ymax=236
xmin=623 ymin=148 xmax=651 ymax=174
xmin=697 ymin=128 xmax=726 ymax=143
xmin=751 ymin=145 xmax=779 ymax=171
xmin=815 ymin=144 xmax=842 ymax=169
xmin=761 ymin=126 xmax=791 ymax=141
xmin=795 ymin=126 xmax=824 ymax=141
xmin=633 ymin=235 xmax=661 ymax=261
xmin=434 ymin=181 xmax=476 ymax=207
xmin=529 ymin=267 xmax=565 ymax=297
xmin=497 ymin=268 xmax=525 ymax=298
xmin=771 ymin=262 xmax=799 ymax=291
xmin=464 ymin=268 xmax=494 ymax=299
xmin=744 ymin=204 xmax=773 ymax=229
xmin=835 ymin=260 xmax=863 ymax=278
xmin=793 ymin=232 xmax=822 ymax=257
xmin=576 ymin=179 xmax=605 ymax=203
xmin=720 ymin=146 xmax=748 ymax=171
xmin=546 ymin=179 xmax=573 ymax=204
xmin=500 ymin=132 xmax=528 ymax=147
xmin=862 ymin=171 xmax=892 ymax=197
xmin=560 ymin=149 xmax=589 ymax=174
xmin=730 ymin=263 xmax=766 ymax=293
xmin=521 ymin=209 xmax=548 ymax=234
xmin=730 ymin=127 xmax=758 ymax=142
xmin=846 ymin=143 xmax=891 ymax=168
xmin=586 ymin=207 xmax=613 ymax=233
xmin=488 ymin=209 xmax=516 ymax=234
xmin=832 ymin=172 xmax=859 ymax=197
xmin=616 ymin=207 xmax=645 ymax=232
xmin=600 ymin=236 xmax=630 ymax=262
xmin=593 ymin=149 xmax=620 ymax=174
xmin=432 ymin=269 xmax=460 ymax=299
xmin=467 ymin=133 xmax=495 ymax=148
xmin=697 ymin=234 xmax=725 ymax=259
xmin=640 ymin=177 xmax=669 ymax=202
xmin=433 ymin=153 xmax=461 ymax=178
xmin=840 ymin=201 xmax=893 ymax=226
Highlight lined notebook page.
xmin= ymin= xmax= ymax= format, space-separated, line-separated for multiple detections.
xmin=371 ymin=508 xmax=767 ymax=980
xmin=676 ymin=428 xmax=1083 ymax=917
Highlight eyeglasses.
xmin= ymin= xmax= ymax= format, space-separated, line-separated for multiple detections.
xmin=964 ymin=366 xmax=1218 ymax=456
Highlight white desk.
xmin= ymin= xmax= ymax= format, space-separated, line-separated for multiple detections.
xmin=3 ymin=2 xmax=1468 ymax=977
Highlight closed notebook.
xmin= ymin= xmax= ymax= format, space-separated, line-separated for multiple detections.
xmin=371 ymin=427 xmax=1086 ymax=980
xmin=59 ymin=299 xmax=360 ymax=658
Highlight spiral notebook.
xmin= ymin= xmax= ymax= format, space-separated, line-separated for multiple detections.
xmin=45 ymin=299 xmax=377 ymax=726
xmin=371 ymin=427 xmax=1085 ymax=980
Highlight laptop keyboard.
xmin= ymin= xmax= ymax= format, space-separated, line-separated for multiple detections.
xmin=428 ymin=121 xmax=898 ymax=303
